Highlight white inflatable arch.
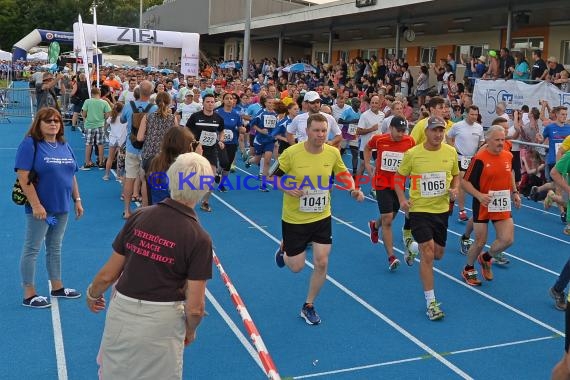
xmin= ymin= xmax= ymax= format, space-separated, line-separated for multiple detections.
xmin=73 ymin=23 xmax=200 ymax=76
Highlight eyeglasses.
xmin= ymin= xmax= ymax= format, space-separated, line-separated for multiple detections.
xmin=43 ymin=118 xmax=61 ymax=124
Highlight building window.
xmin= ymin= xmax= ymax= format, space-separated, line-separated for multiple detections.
xmin=385 ymin=48 xmax=407 ymax=60
xmin=315 ymin=51 xmax=329 ymax=64
xmin=562 ymin=41 xmax=570 ymax=65
xmin=455 ymin=44 xmax=489 ymax=61
xmin=361 ymin=49 xmax=377 ymax=60
xmin=420 ymin=47 xmax=437 ymax=64
xmin=511 ymin=37 xmax=544 ymax=62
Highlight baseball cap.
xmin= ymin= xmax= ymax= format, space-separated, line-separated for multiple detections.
xmin=303 ymin=91 xmax=321 ymax=102
xmin=425 ymin=116 xmax=446 ymax=129
xmin=390 ymin=116 xmax=408 ymax=130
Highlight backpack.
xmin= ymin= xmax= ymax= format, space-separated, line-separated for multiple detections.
xmin=129 ymin=101 xmax=153 ymax=149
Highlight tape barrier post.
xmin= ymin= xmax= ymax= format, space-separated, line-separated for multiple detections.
xmin=213 ymin=251 xmax=281 ymax=380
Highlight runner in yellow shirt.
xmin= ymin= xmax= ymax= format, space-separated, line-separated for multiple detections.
xmin=273 ymin=113 xmax=364 ymax=325
xmin=395 ymin=116 xmax=460 ymax=321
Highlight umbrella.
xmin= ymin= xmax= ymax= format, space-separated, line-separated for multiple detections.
xmin=160 ymin=68 xmax=175 ymax=74
xmin=282 ymin=63 xmax=316 ymax=73
xmin=219 ymin=61 xmax=236 ymax=69
xmin=143 ymin=66 xmax=157 ymax=73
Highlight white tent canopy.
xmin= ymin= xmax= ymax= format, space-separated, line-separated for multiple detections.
xmin=0 ymin=49 xmax=12 ymax=60
xmin=28 ymin=51 xmax=48 ymax=61
xmin=103 ymin=54 xmax=137 ymax=67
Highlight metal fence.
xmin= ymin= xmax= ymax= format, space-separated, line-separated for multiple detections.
xmin=0 ymin=87 xmax=35 ymax=123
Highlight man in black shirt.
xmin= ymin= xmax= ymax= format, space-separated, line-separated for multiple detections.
xmin=499 ymin=48 xmax=516 ymax=79
xmin=186 ymin=93 xmax=225 ymax=212
xmin=531 ymin=50 xmax=548 ymax=80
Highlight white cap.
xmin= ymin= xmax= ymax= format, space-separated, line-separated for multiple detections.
xmin=303 ymin=91 xmax=321 ymax=102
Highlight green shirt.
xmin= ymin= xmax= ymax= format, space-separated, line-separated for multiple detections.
xmin=82 ymin=98 xmax=111 ymax=129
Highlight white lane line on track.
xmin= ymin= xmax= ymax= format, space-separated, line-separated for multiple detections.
xmin=205 ymin=289 xmax=266 ymax=374
xmin=212 ymin=193 xmax=474 ymax=380
xmin=331 ymin=215 xmax=565 ymax=337
xmin=357 ymin=193 xmax=562 ymax=276
xmin=293 ymin=335 xmax=558 ymax=379
xmin=48 ymin=283 xmax=68 ymax=380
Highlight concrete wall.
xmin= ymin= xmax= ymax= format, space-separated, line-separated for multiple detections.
xmin=210 ymin=0 xmax=306 ymax=25
xmin=144 ymin=1 xmax=209 ymax=34
xmin=547 ymin=26 xmax=570 ymax=63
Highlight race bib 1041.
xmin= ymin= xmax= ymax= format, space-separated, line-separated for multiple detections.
xmin=299 ymin=190 xmax=328 ymax=213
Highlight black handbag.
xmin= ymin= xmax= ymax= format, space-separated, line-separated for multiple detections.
xmin=12 ymin=138 xmax=38 ymax=206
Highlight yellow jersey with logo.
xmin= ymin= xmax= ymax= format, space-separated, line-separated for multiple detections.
xmin=278 ymin=143 xmax=348 ymax=224
xmin=397 ymin=143 xmax=459 ymax=213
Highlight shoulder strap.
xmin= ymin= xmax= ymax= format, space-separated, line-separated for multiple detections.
xmin=130 ymin=100 xmax=138 ymax=113
xmin=143 ymin=103 xmax=153 ymax=113
xmin=31 ymin=138 xmax=38 ymax=169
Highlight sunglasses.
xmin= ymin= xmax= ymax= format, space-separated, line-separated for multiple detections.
xmin=43 ymin=118 xmax=61 ymax=124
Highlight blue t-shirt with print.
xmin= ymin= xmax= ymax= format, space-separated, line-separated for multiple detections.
xmin=272 ymin=115 xmax=292 ymax=140
xmin=14 ymin=137 xmax=78 ymax=214
xmin=120 ymin=101 xmax=158 ymax=154
xmin=216 ymin=108 xmax=242 ymax=145
xmin=251 ymin=110 xmax=277 ymax=145
xmin=543 ymin=123 xmax=570 ymax=164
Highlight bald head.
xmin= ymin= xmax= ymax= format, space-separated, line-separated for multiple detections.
xmin=139 ymin=80 xmax=153 ymax=100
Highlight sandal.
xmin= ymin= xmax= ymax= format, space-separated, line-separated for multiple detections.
xmin=200 ymin=202 xmax=212 ymax=212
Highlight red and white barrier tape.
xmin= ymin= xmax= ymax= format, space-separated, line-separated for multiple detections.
xmin=213 ymin=252 xmax=281 ymax=380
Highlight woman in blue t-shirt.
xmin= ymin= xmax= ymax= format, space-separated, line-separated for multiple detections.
xmin=14 ymin=107 xmax=84 ymax=308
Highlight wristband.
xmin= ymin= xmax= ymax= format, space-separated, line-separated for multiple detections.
xmin=86 ymin=284 xmax=99 ymax=302
xmin=74 ymin=197 xmax=81 ymax=202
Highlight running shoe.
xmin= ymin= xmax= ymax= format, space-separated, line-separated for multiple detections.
xmin=459 ymin=236 xmax=473 ymax=256
xmin=230 ymin=164 xmax=236 ymax=173
xmin=404 ymin=238 xmax=419 ymax=266
xmin=300 ymin=303 xmax=321 ymax=325
xmin=461 ymin=267 xmax=482 ymax=286
xmin=388 ymin=256 xmax=400 ymax=272
xmin=564 ymin=225 xmax=570 ymax=235
xmin=200 ymin=202 xmax=212 ymax=212
xmin=102 ymin=174 xmax=110 ymax=181
xmin=477 ymin=253 xmax=493 ymax=281
xmin=493 ymin=252 xmax=510 ymax=265
xmin=275 ymin=246 xmax=285 ymax=268
xmin=245 ymin=159 xmax=251 ymax=169
xmin=426 ymin=300 xmax=444 ymax=321
xmin=561 ymin=211 xmax=567 ymax=224
xmin=529 ymin=186 xmax=539 ymax=202
xmin=369 ymin=188 xmax=377 ymax=199
xmin=368 ymin=220 xmax=379 ymax=244
xmin=22 ymin=295 xmax=51 ymax=308
xmin=458 ymin=210 xmax=469 ymax=222
xmin=544 ymin=190 xmax=555 ymax=209
xmin=217 ymin=185 xmax=228 ymax=193
xmin=259 ymin=185 xmax=269 ymax=192
xmin=549 ymin=287 xmax=567 ymax=311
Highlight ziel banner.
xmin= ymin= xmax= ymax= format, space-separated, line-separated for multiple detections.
xmin=73 ymin=22 xmax=200 ymax=76
xmin=473 ymin=79 xmax=570 ymax=127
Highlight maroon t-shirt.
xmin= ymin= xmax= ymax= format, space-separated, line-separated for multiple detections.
xmin=113 ymin=198 xmax=213 ymax=302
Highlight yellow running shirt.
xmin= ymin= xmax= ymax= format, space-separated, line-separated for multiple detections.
xmin=397 ymin=143 xmax=459 ymax=213
xmin=278 ymin=143 xmax=348 ymax=224
xmin=410 ymin=117 xmax=454 ymax=145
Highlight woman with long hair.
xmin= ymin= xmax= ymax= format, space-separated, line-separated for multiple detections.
xmin=104 ymin=102 xmax=127 ymax=181
xmin=147 ymin=127 xmax=200 ymax=204
xmin=137 ymin=91 xmax=175 ymax=204
xmin=14 ymin=107 xmax=84 ymax=308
